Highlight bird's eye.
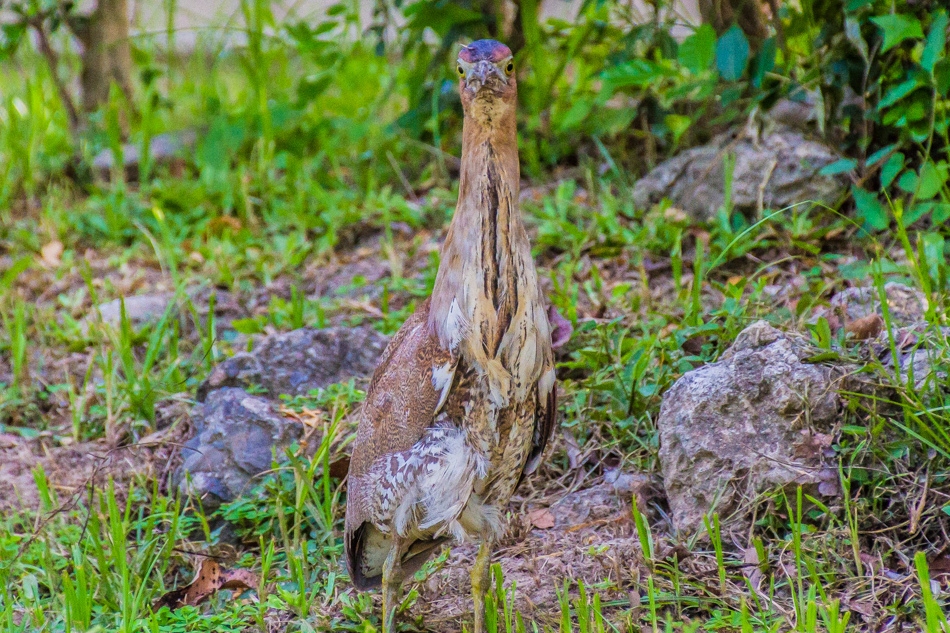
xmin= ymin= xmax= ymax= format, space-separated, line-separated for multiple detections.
xmin=457 ymin=65 xmax=465 ymax=77
xmin=505 ymin=61 xmax=514 ymax=75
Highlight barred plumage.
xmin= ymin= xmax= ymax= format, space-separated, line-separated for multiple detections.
xmin=344 ymin=39 xmax=569 ymax=633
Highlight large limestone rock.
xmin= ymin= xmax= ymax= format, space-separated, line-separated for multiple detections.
xmin=197 ymin=325 xmax=389 ymax=400
xmin=658 ymin=321 xmax=850 ymax=533
xmin=633 ymin=125 xmax=846 ymax=221
xmin=174 ymin=388 xmax=301 ymax=508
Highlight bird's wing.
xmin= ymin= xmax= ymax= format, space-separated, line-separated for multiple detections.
xmin=515 ymin=377 xmax=556 ymax=494
xmin=344 ymin=298 xmax=457 ymax=587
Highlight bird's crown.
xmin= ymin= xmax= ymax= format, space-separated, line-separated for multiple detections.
xmin=459 ymin=40 xmax=512 ymax=64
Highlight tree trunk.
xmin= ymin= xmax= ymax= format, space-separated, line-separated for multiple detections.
xmin=77 ymin=0 xmax=134 ymax=115
xmin=698 ymin=0 xmax=769 ymax=50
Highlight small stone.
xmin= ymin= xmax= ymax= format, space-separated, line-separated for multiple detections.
xmin=828 ymin=282 xmax=928 ymax=328
xmin=82 ymin=293 xmax=174 ymax=332
xmin=173 ymin=388 xmax=302 ymax=509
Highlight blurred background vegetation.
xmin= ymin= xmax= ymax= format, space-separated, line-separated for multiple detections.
xmin=1 ymin=0 xmax=946 ymax=248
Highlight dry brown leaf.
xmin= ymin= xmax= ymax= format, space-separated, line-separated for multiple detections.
xmin=561 ymin=428 xmax=583 ymax=470
xmin=207 ymin=216 xmax=243 ymax=235
xmin=845 ymin=314 xmax=884 ymax=340
xmin=153 ymin=558 xmax=259 ymax=611
xmin=329 ymin=455 xmax=350 ymax=479
xmin=41 ymin=241 xmax=63 ymax=267
xmin=928 ymin=555 xmax=950 ymax=578
xmin=741 ymin=545 xmax=763 ymax=592
xmin=527 ymin=508 xmax=556 ymax=530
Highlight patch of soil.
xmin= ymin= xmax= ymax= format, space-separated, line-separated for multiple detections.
xmin=0 ymin=413 xmax=190 ymax=514
xmin=408 ymin=472 xmax=653 ymax=631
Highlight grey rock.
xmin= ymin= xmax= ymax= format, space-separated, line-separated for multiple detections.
xmin=173 ymin=388 xmax=301 ymax=508
xmin=83 ymin=293 xmax=174 ymax=332
xmin=633 ymin=125 xmax=846 ymax=221
xmin=548 ymin=469 xmax=654 ymax=529
xmin=658 ymin=321 xmax=850 ymax=533
xmin=197 ymin=326 xmax=389 ymax=401
xmin=872 ymin=324 xmax=950 ymax=393
xmin=93 ymin=130 xmax=196 ymax=171
xmin=828 ymin=282 xmax=929 ymax=327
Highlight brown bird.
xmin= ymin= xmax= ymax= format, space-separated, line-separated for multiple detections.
xmin=344 ymin=39 xmax=570 ymax=632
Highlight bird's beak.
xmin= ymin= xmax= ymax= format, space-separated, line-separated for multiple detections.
xmin=465 ymin=60 xmax=506 ymax=93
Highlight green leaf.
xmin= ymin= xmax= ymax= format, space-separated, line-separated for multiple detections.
xmin=916 ymin=162 xmax=947 ymax=199
xmin=0 ymin=22 xmax=25 ymax=58
xmin=852 ymin=186 xmax=889 ymax=230
xmin=879 ymin=74 xmax=924 ymax=109
xmin=557 ymin=99 xmax=593 ymax=131
xmin=679 ymin=23 xmax=716 ymax=73
xmin=751 ymin=37 xmax=776 ymax=87
xmin=819 ymin=159 xmax=856 ymax=176
xmin=922 ymin=11 xmax=948 ymax=73
xmin=867 ymin=144 xmax=898 ymax=166
xmin=870 ymin=14 xmax=924 ymax=52
xmin=231 ymin=318 xmax=264 ymax=334
xmin=881 ymin=152 xmax=904 ymax=188
xmin=936 ymin=59 xmax=950 ymax=96
xmin=803 ymin=351 xmax=841 ymax=363
xmin=1 ymin=257 xmax=31 ymax=290
xmin=716 ymin=26 xmax=750 ymax=81
xmin=844 ymin=17 xmax=869 ymax=62
xmin=898 ymin=170 xmax=919 ymax=193
xmin=664 ymin=114 xmax=692 ymax=143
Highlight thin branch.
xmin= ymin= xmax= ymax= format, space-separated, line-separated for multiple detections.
xmin=28 ymin=16 xmax=81 ymax=136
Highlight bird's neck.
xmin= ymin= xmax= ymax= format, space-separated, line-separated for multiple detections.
xmin=428 ymin=103 xmax=533 ymax=357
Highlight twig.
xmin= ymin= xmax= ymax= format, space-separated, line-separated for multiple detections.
xmin=386 ymin=150 xmax=417 ymax=202
xmin=756 ymin=158 xmax=778 ymax=219
xmin=28 ymin=16 xmax=81 ymax=135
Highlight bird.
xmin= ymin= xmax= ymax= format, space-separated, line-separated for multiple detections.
xmin=344 ymin=39 xmax=571 ymax=633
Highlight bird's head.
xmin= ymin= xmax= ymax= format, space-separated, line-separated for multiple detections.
xmin=457 ymin=40 xmax=516 ymax=114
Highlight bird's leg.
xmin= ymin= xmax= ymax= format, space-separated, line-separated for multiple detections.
xmin=382 ymin=539 xmax=405 ymax=633
xmin=470 ymin=539 xmax=493 ymax=633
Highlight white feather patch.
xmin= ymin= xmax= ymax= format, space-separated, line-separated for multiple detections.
xmin=443 ymin=298 xmax=467 ymax=350
xmin=539 ymin=367 xmax=555 ymax=396
xmin=431 ymin=362 xmax=456 ymax=414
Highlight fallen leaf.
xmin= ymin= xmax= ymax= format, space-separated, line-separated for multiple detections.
xmin=561 ymin=428 xmax=583 ymax=470
xmin=527 ymin=508 xmax=556 ymax=530
xmin=207 ymin=216 xmax=243 ymax=235
xmin=547 ymin=304 xmax=573 ymax=349
xmin=741 ymin=545 xmax=763 ymax=591
xmin=329 ymin=455 xmax=350 ymax=479
xmin=928 ymin=554 xmax=950 ymax=579
xmin=41 ymin=241 xmax=63 ymax=267
xmin=845 ymin=314 xmax=884 ymax=340
xmin=153 ymin=558 xmax=259 ymax=610
xmin=664 ymin=207 xmax=688 ymax=224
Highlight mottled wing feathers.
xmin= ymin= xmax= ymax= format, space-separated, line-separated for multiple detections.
xmin=515 ymin=381 xmax=556 ymax=492
xmin=348 ymin=299 xmax=454 ymax=479
xmin=345 ymin=298 xmax=455 ymax=587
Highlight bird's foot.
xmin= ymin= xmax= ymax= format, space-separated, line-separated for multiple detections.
xmin=470 ymin=540 xmax=492 ymax=633
xmin=382 ymin=540 xmax=405 ymax=633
